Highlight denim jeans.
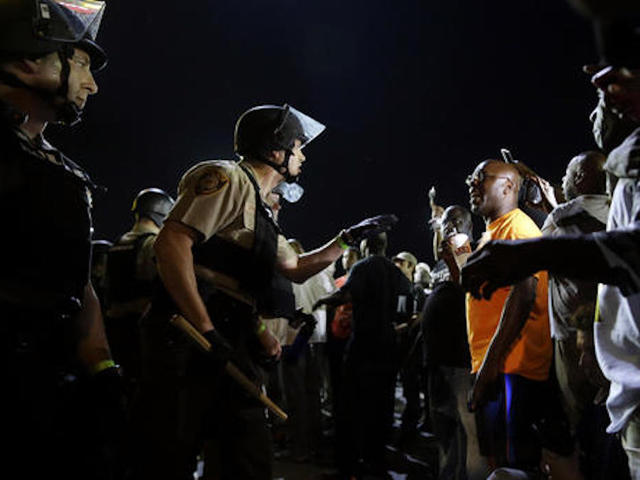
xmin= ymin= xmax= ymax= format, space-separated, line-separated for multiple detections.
xmin=622 ymin=409 xmax=640 ymax=480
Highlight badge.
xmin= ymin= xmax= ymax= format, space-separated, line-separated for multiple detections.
xmin=195 ymin=169 xmax=229 ymax=195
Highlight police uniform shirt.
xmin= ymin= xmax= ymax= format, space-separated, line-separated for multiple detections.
xmin=116 ymin=223 xmax=158 ymax=282
xmin=167 ymin=160 xmax=298 ymax=303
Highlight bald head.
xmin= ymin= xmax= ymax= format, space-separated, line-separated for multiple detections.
xmin=487 ymin=160 xmax=522 ymax=190
xmin=441 ymin=205 xmax=473 ymax=238
xmin=467 ymin=159 xmax=521 ymax=221
xmin=361 ymin=232 xmax=387 ymax=257
xmin=562 ymin=151 xmax=606 ymax=201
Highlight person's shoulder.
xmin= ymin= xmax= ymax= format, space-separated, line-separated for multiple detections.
xmin=360 ymin=255 xmax=394 ymax=270
xmin=605 ymin=127 xmax=640 ymax=179
xmin=181 ymin=159 xmax=244 ymax=183
xmin=544 ymin=199 xmax=584 ymax=234
xmin=349 ymin=255 xmax=381 ymax=278
xmin=178 ymin=160 xmax=249 ymax=195
xmin=509 ymin=208 xmax=543 ymax=238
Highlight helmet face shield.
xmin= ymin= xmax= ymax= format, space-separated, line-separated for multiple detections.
xmin=277 ymin=105 xmax=326 ymax=149
xmin=37 ymin=0 xmax=106 ymax=43
xmin=235 ymin=104 xmax=325 ymax=158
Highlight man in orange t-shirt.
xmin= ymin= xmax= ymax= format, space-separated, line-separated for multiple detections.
xmin=465 ymin=159 xmax=552 ymax=471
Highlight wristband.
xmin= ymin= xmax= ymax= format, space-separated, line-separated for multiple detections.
xmin=90 ymin=359 xmax=117 ymax=375
xmin=336 ymin=232 xmax=349 ymax=250
xmin=256 ymin=322 xmax=267 ymax=335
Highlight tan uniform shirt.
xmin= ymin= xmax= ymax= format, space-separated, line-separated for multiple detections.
xmin=167 ymin=160 xmax=298 ymax=305
xmin=105 ymin=223 xmax=158 ymax=318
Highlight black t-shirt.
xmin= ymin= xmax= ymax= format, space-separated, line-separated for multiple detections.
xmin=412 ymin=284 xmax=427 ymax=314
xmin=343 ymin=255 xmax=413 ymax=357
xmin=430 ymin=259 xmax=451 ymax=287
xmin=422 ymin=281 xmax=471 ymax=369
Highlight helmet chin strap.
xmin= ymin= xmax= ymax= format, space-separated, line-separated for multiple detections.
xmin=52 ymin=48 xmax=82 ymax=126
xmin=259 ymin=149 xmax=298 ymax=183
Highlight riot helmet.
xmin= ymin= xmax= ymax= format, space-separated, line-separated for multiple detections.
xmin=233 ymin=104 xmax=325 ymax=183
xmin=0 ymin=0 xmax=107 ymax=125
xmin=131 ymin=188 xmax=175 ymax=228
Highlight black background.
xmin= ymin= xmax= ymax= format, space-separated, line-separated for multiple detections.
xmin=48 ymin=0 xmax=597 ymax=265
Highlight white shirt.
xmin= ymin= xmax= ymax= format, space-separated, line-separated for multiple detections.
xmin=595 ymin=130 xmax=640 ymax=433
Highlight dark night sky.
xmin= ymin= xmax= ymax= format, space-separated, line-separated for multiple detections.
xmin=48 ymin=0 xmax=597 ymax=265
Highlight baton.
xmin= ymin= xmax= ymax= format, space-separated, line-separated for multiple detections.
xmin=169 ymin=314 xmax=288 ymax=421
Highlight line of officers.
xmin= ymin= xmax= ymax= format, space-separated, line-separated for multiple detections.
xmin=0 ymin=1 xmax=392 ymax=479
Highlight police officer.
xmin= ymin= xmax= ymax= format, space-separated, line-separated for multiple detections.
xmin=105 ymin=188 xmax=174 ymax=392
xmin=135 ymin=104 xmax=394 ymax=479
xmin=0 ymin=1 xmax=120 ymax=479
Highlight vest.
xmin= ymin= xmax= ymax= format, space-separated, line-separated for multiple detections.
xmin=192 ymin=166 xmax=296 ymax=319
xmin=0 ymin=110 xmax=93 ymax=314
xmin=106 ymin=232 xmax=156 ymax=308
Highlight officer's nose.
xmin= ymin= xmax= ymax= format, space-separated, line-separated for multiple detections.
xmin=85 ymin=71 xmax=98 ymax=95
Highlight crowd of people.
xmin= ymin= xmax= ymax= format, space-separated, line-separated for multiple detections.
xmin=2 ymin=0 xmax=640 ymax=480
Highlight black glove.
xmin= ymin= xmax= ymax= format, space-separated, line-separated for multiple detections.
xmin=288 ymin=308 xmax=315 ymax=329
xmin=202 ymin=329 xmax=234 ymax=368
xmin=256 ymin=353 xmax=280 ymax=370
xmin=283 ymin=313 xmax=317 ymax=364
xmin=298 ymin=314 xmax=317 ymax=339
xmin=341 ymin=214 xmax=399 ymax=246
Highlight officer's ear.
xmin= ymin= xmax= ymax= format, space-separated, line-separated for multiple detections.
xmin=20 ymin=58 xmax=41 ymax=74
xmin=269 ymin=149 xmax=287 ymax=166
xmin=1 ymin=59 xmax=34 ymax=79
xmin=4 ymin=53 xmax=54 ymax=81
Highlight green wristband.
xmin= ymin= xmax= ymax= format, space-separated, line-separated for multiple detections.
xmin=256 ymin=322 xmax=267 ymax=335
xmin=90 ymin=359 xmax=116 ymax=375
xmin=336 ymin=233 xmax=349 ymax=250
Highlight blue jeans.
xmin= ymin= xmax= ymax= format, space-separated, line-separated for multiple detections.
xmin=475 ymin=374 xmax=547 ymax=470
xmin=622 ymin=409 xmax=640 ymax=480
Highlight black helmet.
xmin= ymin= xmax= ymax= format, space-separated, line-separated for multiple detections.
xmin=235 ymin=105 xmax=302 ymax=157
xmin=233 ymin=104 xmax=325 ymax=182
xmin=131 ymin=188 xmax=175 ymax=228
xmin=0 ymin=0 xmax=107 ymax=125
xmin=0 ymin=0 xmax=107 ymax=71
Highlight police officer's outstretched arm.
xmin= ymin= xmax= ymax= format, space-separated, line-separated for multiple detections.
xmin=278 ymin=214 xmax=398 ymax=284
xmin=278 ymin=235 xmax=345 ymax=284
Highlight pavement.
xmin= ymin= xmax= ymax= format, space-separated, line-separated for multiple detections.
xmin=271 ymin=384 xmax=439 ymax=480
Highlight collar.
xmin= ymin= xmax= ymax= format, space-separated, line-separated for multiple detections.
xmin=605 ymin=126 xmax=640 ymax=179
xmin=486 ymin=207 xmax=520 ymax=231
xmin=548 ymin=195 xmax=610 ymax=227
xmin=131 ymin=222 xmax=160 ymax=235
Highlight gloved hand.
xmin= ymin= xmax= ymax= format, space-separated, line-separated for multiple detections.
xmin=298 ymin=314 xmax=317 ymax=340
xmin=341 ymin=214 xmax=398 ymax=246
xmin=288 ymin=308 xmax=315 ymax=330
xmin=283 ymin=313 xmax=317 ymax=363
xmin=202 ymin=329 xmax=234 ymax=368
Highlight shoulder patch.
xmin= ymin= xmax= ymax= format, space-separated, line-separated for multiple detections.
xmin=195 ymin=169 xmax=229 ymax=195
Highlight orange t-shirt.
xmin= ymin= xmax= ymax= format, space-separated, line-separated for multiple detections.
xmin=466 ymin=208 xmax=552 ymax=381
xmin=332 ymin=275 xmax=352 ymax=339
